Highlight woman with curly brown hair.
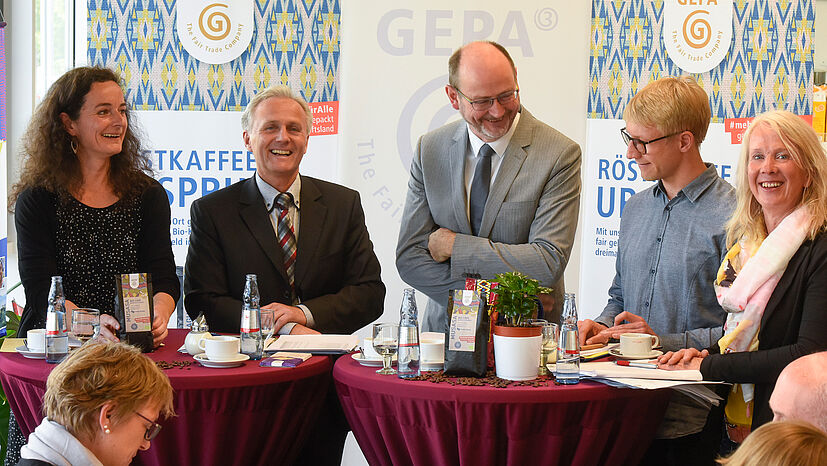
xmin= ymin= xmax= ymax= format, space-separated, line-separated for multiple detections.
xmin=5 ymin=66 xmax=179 ymax=466
xmin=10 ymin=66 xmax=179 ymax=342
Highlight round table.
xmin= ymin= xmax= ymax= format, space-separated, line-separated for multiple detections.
xmin=0 ymin=329 xmax=332 ymax=466
xmin=334 ymin=355 xmax=672 ymax=466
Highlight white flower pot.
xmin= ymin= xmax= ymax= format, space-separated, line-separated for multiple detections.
xmin=493 ymin=331 xmax=542 ymax=381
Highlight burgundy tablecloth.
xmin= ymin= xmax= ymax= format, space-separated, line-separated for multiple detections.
xmin=334 ymin=355 xmax=671 ymax=466
xmin=0 ymin=329 xmax=332 ymax=466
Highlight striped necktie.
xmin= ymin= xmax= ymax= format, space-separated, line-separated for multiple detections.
xmin=274 ymin=193 xmax=297 ymax=298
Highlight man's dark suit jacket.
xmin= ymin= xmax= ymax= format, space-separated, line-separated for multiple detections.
xmin=184 ymin=175 xmax=385 ymax=333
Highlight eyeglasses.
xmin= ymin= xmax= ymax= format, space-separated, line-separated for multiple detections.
xmin=620 ymin=127 xmax=687 ymax=154
xmin=454 ymin=87 xmax=519 ymax=111
xmin=134 ymin=412 xmax=162 ymax=441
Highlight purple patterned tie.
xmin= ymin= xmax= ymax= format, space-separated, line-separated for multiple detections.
xmin=275 ymin=193 xmax=297 ymax=298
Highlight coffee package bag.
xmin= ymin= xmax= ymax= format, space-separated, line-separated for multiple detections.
xmin=114 ymin=272 xmax=155 ymax=352
xmin=444 ymin=289 xmax=488 ymax=377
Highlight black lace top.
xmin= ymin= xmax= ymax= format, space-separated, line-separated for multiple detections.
xmin=55 ymin=196 xmax=140 ymax=315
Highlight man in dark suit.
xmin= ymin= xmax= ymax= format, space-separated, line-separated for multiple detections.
xmin=184 ymin=85 xmax=384 ymax=336
xmin=184 ymin=85 xmax=384 ymax=465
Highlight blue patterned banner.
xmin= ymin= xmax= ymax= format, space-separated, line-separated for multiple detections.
xmin=88 ymin=0 xmax=341 ymax=110
xmin=589 ymin=0 xmax=815 ymax=121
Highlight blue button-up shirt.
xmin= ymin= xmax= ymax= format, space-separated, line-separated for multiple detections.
xmin=596 ymin=164 xmax=735 ymax=438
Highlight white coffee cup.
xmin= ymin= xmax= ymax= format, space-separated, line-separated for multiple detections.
xmin=420 ymin=332 xmax=445 ymax=363
xmin=619 ymin=333 xmax=660 ymax=357
xmin=198 ymin=335 xmax=240 ymax=361
xmin=26 ymin=329 xmax=47 ymax=352
xmin=362 ymin=337 xmax=381 ymax=359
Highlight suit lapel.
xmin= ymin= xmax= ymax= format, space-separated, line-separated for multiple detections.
xmin=761 ymin=239 xmax=810 ymax=326
xmin=295 ymin=178 xmax=326 ymax=288
xmin=478 ymin=110 xmax=533 ymax=237
xmin=239 ymin=177 xmax=290 ymax=285
xmin=450 ymin=125 xmax=473 ymax=234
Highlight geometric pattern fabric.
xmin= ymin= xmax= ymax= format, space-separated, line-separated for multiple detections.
xmin=589 ymin=0 xmax=815 ymax=121
xmin=88 ymin=0 xmax=340 ymax=110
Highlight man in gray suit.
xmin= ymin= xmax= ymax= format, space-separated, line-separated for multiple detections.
xmin=396 ymin=40 xmax=581 ymax=332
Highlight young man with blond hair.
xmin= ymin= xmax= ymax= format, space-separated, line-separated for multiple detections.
xmin=578 ymin=76 xmax=734 ymax=465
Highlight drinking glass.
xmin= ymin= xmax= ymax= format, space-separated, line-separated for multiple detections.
xmin=530 ymin=320 xmax=557 ymax=375
xmin=372 ymin=323 xmax=398 ymax=375
xmin=541 ymin=323 xmax=559 ymax=375
xmin=71 ymin=308 xmax=100 ymax=342
xmin=260 ymin=308 xmax=276 ymax=349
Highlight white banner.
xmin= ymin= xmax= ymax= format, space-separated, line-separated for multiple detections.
xmin=340 ymin=1 xmax=591 ymax=325
xmin=577 ymin=119 xmax=739 ymax=319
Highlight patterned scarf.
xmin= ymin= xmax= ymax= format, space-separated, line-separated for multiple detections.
xmin=713 ymin=205 xmax=811 ymax=430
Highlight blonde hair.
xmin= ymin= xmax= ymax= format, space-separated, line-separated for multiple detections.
xmin=725 ymin=110 xmax=827 ymax=247
xmin=43 ymin=342 xmax=175 ymax=442
xmin=718 ymin=420 xmax=827 ymax=466
xmin=624 ymin=75 xmax=711 ymax=146
xmin=240 ymin=84 xmax=313 ymax=133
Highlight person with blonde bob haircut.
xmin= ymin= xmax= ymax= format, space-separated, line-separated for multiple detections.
xmin=660 ymin=110 xmax=827 ymax=442
xmin=717 ymin=420 xmax=827 ymax=466
xmin=17 ymin=342 xmax=174 ymax=466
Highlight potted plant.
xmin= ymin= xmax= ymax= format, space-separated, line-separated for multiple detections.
xmin=491 ymin=271 xmax=552 ymax=381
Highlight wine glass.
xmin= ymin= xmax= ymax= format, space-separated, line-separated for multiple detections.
xmin=372 ymin=323 xmax=398 ymax=375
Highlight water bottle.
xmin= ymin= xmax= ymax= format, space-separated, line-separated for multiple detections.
xmin=397 ymin=288 xmax=420 ymax=378
xmin=45 ymin=276 xmax=69 ymax=364
xmin=240 ymin=274 xmax=263 ymax=360
xmin=556 ymin=293 xmax=580 ymax=384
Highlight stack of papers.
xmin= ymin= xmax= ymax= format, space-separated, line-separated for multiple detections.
xmin=578 ymin=361 xmax=724 ymax=407
xmin=580 ymin=343 xmax=618 ymax=361
xmin=265 ymin=334 xmax=359 ymax=354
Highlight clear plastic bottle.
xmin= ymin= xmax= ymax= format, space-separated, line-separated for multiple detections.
xmin=45 ymin=276 xmax=69 ymax=364
xmin=240 ymin=274 xmax=263 ymax=360
xmin=556 ymin=292 xmax=580 ymax=384
xmin=397 ymin=288 xmax=420 ymax=378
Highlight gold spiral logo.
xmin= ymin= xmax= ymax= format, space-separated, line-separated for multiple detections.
xmin=682 ymin=10 xmax=711 ymax=49
xmin=199 ymin=3 xmax=230 ymax=41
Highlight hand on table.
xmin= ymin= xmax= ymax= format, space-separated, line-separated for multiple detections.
xmin=657 ymin=348 xmax=708 ymax=371
xmin=262 ymin=302 xmax=308 ymax=333
xmin=151 ymin=292 xmax=176 ymax=347
xmin=97 ymin=314 xmax=121 ymax=343
xmin=151 ymin=313 xmax=170 ymax=348
xmin=289 ymin=324 xmax=320 ymax=335
xmin=578 ymin=319 xmax=608 ymax=345
xmin=587 ymin=311 xmax=659 ymax=344
xmin=428 ymin=228 xmax=456 ymax=263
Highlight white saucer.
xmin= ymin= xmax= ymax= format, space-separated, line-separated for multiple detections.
xmin=420 ymin=360 xmax=444 ymax=372
xmin=16 ymin=345 xmax=46 ymax=359
xmin=609 ymin=348 xmax=663 ymax=360
xmin=193 ymin=353 xmax=249 ymax=368
xmin=352 ymin=353 xmax=396 ymax=367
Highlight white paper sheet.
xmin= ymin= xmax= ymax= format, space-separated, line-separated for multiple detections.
xmin=265 ymin=334 xmax=358 ymax=354
xmin=580 ymin=361 xmax=702 ymax=381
